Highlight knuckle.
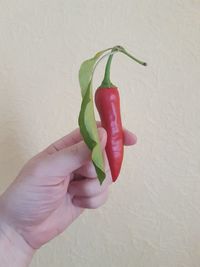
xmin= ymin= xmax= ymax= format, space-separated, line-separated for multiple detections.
xmin=90 ymin=190 xmax=109 ymax=209
xmin=88 ymin=200 xmax=101 ymax=209
xmin=85 ymin=163 xmax=96 ymax=177
xmin=69 ymin=143 xmax=79 ymax=155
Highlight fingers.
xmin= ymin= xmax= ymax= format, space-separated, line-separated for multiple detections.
xmin=43 ymin=121 xmax=136 ymax=156
xmin=73 ymin=139 xmax=111 ymax=186
xmin=74 ymin=162 xmax=108 ymax=180
xmin=72 ymin=189 xmax=109 ymax=209
xmin=68 ymin=173 xmax=112 ymax=198
xmin=74 ymin=161 xmax=98 ymax=178
xmin=74 ymin=128 xmax=107 ymax=178
xmin=43 ymin=128 xmax=83 ymax=155
xmin=123 ymin=129 xmax=137 ymax=146
xmin=68 ymin=149 xmax=112 ymax=209
xmin=39 ymin=128 xmax=107 ymax=176
xmin=43 ymin=123 xmax=106 ymax=155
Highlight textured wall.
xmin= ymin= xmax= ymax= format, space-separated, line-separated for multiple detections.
xmin=0 ymin=1 xmax=200 ymax=266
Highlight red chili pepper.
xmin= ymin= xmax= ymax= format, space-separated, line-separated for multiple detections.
xmin=95 ymin=52 xmax=123 ymax=182
xmin=95 ymin=86 xmax=123 ymax=181
xmin=95 ymin=47 xmax=146 ymax=182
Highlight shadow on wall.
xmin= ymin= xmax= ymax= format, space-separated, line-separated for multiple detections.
xmin=0 ymin=72 xmax=27 ymax=193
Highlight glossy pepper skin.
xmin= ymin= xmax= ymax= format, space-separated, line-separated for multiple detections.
xmin=95 ymin=86 xmax=123 ymax=182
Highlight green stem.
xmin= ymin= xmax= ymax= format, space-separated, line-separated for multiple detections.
xmin=100 ymin=46 xmax=147 ymax=88
xmin=100 ymin=52 xmax=115 ymax=88
xmin=114 ymin=45 xmax=147 ymax=66
xmin=120 ymin=49 xmax=147 ymax=66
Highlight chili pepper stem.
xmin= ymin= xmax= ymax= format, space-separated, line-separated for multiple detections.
xmin=100 ymin=46 xmax=147 ymax=88
xmin=116 ymin=45 xmax=147 ymax=66
xmin=100 ymin=52 xmax=115 ymax=88
xmin=120 ymin=49 xmax=147 ymax=66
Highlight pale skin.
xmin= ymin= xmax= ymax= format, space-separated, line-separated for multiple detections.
xmin=0 ymin=126 xmax=137 ymax=266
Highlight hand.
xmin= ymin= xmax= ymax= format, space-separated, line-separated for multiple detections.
xmin=0 ymin=126 xmax=137 ymax=252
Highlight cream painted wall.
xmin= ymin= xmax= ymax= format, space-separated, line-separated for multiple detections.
xmin=0 ymin=1 xmax=200 ymax=266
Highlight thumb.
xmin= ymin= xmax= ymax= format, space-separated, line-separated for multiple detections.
xmin=40 ymin=127 xmax=107 ymax=176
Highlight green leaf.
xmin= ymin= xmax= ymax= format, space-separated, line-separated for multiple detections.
xmin=78 ymin=48 xmax=111 ymax=184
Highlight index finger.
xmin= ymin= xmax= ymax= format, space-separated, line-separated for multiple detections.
xmin=42 ymin=123 xmax=136 ymax=156
xmin=43 ymin=128 xmax=83 ymax=155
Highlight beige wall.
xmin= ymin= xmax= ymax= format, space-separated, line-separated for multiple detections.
xmin=0 ymin=1 xmax=200 ymax=266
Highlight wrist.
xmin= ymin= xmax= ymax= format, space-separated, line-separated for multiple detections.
xmin=0 ymin=221 xmax=35 ymax=267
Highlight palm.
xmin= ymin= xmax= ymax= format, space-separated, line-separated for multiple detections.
xmin=25 ymin=174 xmax=84 ymax=249
xmin=1 ymin=158 xmax=84 ymax=248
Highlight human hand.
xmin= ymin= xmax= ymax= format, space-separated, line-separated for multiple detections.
xmin=0 ymin=126 xmax=137 ymax=252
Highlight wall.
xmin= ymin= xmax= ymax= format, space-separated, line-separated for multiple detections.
xmin=0 ymin=1 xmax=200 ymax=266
